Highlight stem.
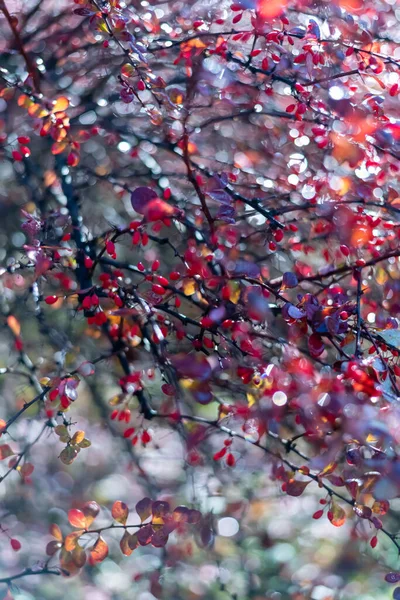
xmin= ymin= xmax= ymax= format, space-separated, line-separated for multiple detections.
xmin=0 ymin=0 xmax=41 ymax=92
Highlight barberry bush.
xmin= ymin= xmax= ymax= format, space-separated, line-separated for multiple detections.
xmin=1 ymin=0 xmax=400 ymax=597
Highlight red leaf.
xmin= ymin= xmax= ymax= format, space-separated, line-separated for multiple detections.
xmin=285 ymin=479 xmax=310 ymax=497
xmin=68 ymin=509 xmax=87 ymax=529
xmin=0 ymin=444 xmax=14 ymax=460
xmin=137 ymin=523 xmax=154 ymax=546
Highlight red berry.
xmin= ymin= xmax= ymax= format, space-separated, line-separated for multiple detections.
xmin=152 ymin=284 xmax=166 ymax=295
xmin=45 ymin=295 xmax=58 ymax=305
xmin=226 ymin=453 xmax=235 ymax=467
xmin=123 ymin=427 xmax=135 ymax=438
xmin=141 ymin=430 xmax=151 ymax=445
xmin=12 ymin=150 xmax=23 ymax=161
xmin=10 ymin=539 xmax=21 ymax=551
xmin=213 ymin=448 xmax=227 ymax=461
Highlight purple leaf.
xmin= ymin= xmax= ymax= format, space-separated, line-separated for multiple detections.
xmin=131 ymin=187 xmax=158 ymax=213
xmin=282 ymin=272 xmax=298 ymax=289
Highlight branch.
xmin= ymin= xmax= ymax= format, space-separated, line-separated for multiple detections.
xmin=0 ymin=0 xmax=41 ymax=92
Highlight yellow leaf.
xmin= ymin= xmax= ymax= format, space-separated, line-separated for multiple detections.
xmin=247 ymin=391 xmax=257 ymax=408
xmin=52 ymin=96 xmax=69 ymax=113
xmin=71 ymin=430 xmax=85 ymax=444
xmin=183 ymin=279 xmax=197 ymax=296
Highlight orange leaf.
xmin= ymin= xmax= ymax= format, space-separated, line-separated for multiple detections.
xmin=27 ymin=103 xmax=49 ymax=118
xmin=120 ymin=530 xmax=135 ymax=556
xmin=51 ymin=141 xmax=69 ymax=155
xmin=90 ymin=536 xmax=108 ymax=563
xmin=52 ymin=96 xmax=69 ymax=113
xmin=82 ymin=501 xmax=100 ymax=528
xmin=71 ymin=430 xmax=85 ymax=444
xmin=7 ymin=315 xmax=20 ymax=337
xmin=329 ymin=500 xmax=346 ymax=527
xmin=257 ymin=0 xmax=287 ymax=20
xmin=111 ymin=500 xmax=129 ymax=525
xmin=71 ymin=545 xmax=87 ymax=568
xmin=49 ymin=523 xmax=63 ymax=542
xmin=318 ymin=462 xmax=337 ymax=477
xmin=64 ymin=531 xmax=82 ymax=552
xmin=59 ymin=548 xmax=81 ymax=577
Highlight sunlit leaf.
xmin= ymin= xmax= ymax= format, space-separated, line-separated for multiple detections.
xmin=182 ymin=278 xmax=197 ymax=296
xmin=64 ymin=531 xmax=82 ymax=552
xmin=112 ymin=500 xmax=129 ymax=525
xmin=71 ymin=430 xmax=85 ymax=444
xmin=52 ymin=96 xmax=69 ymax=113
xmin=72 ymin=544 xmax=87 ymax=568
xmin=121 ymin=63 xmax=134 ymax=77
xmin=90 ymin=536 xmax=108 ymax=563
xmin=50 ymin=523 xmax=63 ymax=541
xmin=120 ymin=531 xmax=134 ymax=556
xmin=372 ymin=499 xmax=390 ymax=515
xmin=328 ymin=500 xmax=346 ymax=527
xmin=257 ymin=0 xmax=287 ymax=19
xmin=68 ymin=509 xmax=87 ymax=529
xmin=60 ymin=548 xmax=81 ymax=577
xmin=82 ymin=501 xmax=100 ymax=527
xmin=6 ymin=315 xmax=20 ymax=336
